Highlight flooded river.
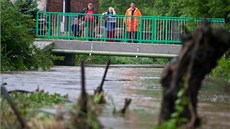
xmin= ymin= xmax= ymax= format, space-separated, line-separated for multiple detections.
xmin=1 ymin=66 xmax=230 ymax=129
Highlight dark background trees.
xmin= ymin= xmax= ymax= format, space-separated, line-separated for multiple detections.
xmin=99 ymin=0 xmax=230 ymax=18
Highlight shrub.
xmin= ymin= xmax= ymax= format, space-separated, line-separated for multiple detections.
xmin=211 ymin=56 xmax=230 ymax=82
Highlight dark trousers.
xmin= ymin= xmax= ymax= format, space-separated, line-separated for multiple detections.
xmin=72 ymin=24 xmax=80 ymax=37
xmin=106 ymin=30 xmax=115 ymax=42
xmin=127 ymin=31 xmax=138 ymax=43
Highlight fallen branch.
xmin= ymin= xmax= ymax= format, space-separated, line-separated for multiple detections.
xmin=1 ymin=84 xmax=27 ymax=129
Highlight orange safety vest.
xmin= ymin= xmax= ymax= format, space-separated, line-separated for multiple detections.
xmin=124 ymin=7 xmax=142 ymax=32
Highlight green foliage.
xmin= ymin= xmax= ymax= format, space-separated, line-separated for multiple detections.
xmin=155 ymin=76 xmax=190 ymax=129
xmin=14 ymin=0 xmax=38 ymax=19
xmin=99 ymin=0 xmax=155 ymax=15
xmin=0 ymin=91 xmax=67 ymax=128
xmin=94 ymin=92 xmax=105 ymax=104
xmin=211 ymin=56 xmax=230 ymax=82
xmin=1 ymin=0 xmax=56 ymax=71
xmin=100 ymin=0 xmax=230 ymax=18
xmin=75 ymin=55 xmax=169 ymax=65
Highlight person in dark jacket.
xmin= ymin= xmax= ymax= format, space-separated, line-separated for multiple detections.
xmin=79 ymin=3 xmax=98 ymax=41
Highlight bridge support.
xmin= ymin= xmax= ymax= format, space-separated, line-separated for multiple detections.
xmin=53 ymin=53 xmax=75 ymax=66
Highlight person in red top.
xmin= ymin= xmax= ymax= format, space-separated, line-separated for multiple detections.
xmin=80 ymin=3 xmax=98 ymax=41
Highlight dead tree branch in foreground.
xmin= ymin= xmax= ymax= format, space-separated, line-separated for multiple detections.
xmin=158 ymin=21 xmax=230 ymax=128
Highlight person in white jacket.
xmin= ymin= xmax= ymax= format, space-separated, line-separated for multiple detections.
xmin=102 ymin=7 xmax=116 ymax=42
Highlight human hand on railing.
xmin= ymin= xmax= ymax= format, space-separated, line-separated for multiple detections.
xmin=103 ymin=14 xmax=108 ymax=20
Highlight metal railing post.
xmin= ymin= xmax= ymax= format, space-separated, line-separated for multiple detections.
xmin=86 ymin=15 xmax=89 ymax=41
xmin=48 ymin=13 xmax=51 ymax=39
xmin=165 ymin=19 xmax=168 ymax=44
xmin=152 ymin=17 xmax=156 ymax=44
xmin=36 ymin=12 xmax=39 ymax=37
xmin=124 ymin=15 xmax=127 ymax=43
xmin=103 ymin=15 xmax=107 ymax=42
xmin=139 ymin=16 xmax=143 ymax=43
xmin=57 ymin=14 xmax=60 ymax=37
xmin=68 ymin=16 xmax=71 ymax=40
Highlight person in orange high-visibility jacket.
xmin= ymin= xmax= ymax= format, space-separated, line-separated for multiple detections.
xmin=124 ymin=2 xmax=142 ymax=43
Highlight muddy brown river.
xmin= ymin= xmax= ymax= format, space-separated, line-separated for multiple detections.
xmin=1 ymin=66 xmax=230 ymax=129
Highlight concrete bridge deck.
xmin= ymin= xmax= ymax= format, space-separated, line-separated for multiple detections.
xmin=34 ymin=40 xmax=182 ymax=65
xmin=34 ymin=40 xmax=182 ymax=58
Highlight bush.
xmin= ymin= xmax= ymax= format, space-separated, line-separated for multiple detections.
xmin=75 ymin=55 xmax=169 ymax=65
xmin=211 ymin=56 xmax=230 ymax=82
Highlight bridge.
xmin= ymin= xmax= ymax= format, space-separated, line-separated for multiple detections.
xmin=35 ymin=11 xmax=225 ymax=65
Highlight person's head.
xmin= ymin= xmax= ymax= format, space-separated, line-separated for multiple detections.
xmin=88 ymin=3 xmax=93 ymax=10
xmin=130 ymin=2 xmax=135 ymax=9
xmin=108 ymin=7 xmax=114 ymax=14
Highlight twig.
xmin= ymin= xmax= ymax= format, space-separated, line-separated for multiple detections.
xmin=187 ymin=102 xmax=196 ymax=129
xmin=80 ymin=61 xmax=87 ymax=113
xmin=1 ymin=85 xmax=27 ymax=129
xmin=97 ymin=60 xmax=111 ymax=93
xmin=8 ymin=90 xmax=32 ymax=94
xmin=119 ymin=98 xmax=132 ymax=114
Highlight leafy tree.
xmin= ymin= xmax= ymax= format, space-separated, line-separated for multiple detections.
xmin=1 ymin=0 xmax=54 ymax=71
xmin=100 ymin=0 xmax=230 ymax=18
xmin=14 ymin=0 xmax=38 ymax=19
xmin=99 ymin=0 xmax=155 ymax=16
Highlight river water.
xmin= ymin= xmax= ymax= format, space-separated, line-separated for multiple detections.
xmin=1 ymin=66 xmax=230 ymax=129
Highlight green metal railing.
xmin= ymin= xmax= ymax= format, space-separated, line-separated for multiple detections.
xmin=36 ymin=11 xmax=225 ymax=44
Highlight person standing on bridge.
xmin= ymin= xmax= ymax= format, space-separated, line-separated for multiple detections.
xmin=124 ymin=2 xmax=142 ymax=43
xmin=102 ymin=7 xmax=116 ymax=42
xmin=71 ymin=18 xmax=81 ymax=37
xmin=79 ymin=3 xmax=98 ymax=41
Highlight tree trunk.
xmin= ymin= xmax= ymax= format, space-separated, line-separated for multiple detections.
xmin=158 ymin=22 xmax=230 ymax=128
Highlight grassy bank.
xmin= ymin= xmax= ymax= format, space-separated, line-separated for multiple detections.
xmin=75 ymin=55 xmax=170 ymax=65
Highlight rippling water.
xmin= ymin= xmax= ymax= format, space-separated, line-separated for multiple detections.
xmin=1 ymin=66 xmax=230 ymax=129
